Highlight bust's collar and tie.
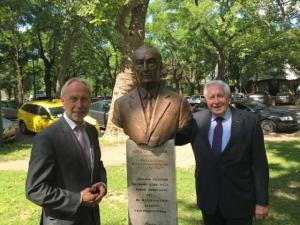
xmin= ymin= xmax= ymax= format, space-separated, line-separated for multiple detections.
xmin=138 ymin=87 xmax=159 ymax=125
xmin=138 ymin=87 xmax=159 ymax=103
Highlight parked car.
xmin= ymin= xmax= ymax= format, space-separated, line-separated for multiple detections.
xmin=188 ymin=95 xmax=206 ymax=104
xmin=91 ymin=96 xmax=112 ymax=103
xmin=188 ymin=95 xmax=206 ymax=112
xmin=232 ymin=100 xmax=299 ymax=133
xmin=190 ymin=101 xmax=208 ymax=113
xmin=1 ymin=100 xmax=19 ymax=119
xmin=275 ymin=92 xmax=295 ymax=105
xmin=17 ymin=99 xmax=100 ymax=134
xmin=2 ymin=117 xmax=16 ymax=142
xmin=230 ymin=93 xmax=246 ymax=102
xmin=88 ymin=99 xmax=111 ymax=129
xmin=248 ymin=91 xmax=273 ymax=105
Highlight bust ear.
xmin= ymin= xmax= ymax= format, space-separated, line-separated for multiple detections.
xmin=156 ymin=61 xmax=162 ymax=74
xmin=158 ymin=62 xmax=165 ymax=78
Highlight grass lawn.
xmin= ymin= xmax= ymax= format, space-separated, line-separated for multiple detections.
xmin=0 ymin=138 xmax=299 ymax=224
xmin=0 ymin=143 xmax=31 ymax=161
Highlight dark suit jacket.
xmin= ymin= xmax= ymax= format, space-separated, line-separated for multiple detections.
xmin=112 ymin=87 xmax=192 ymax=147
xmin=176 ymin=107 xmax=269 ymax=218
xmin=26 ymin=117 xmax=107 ymax=225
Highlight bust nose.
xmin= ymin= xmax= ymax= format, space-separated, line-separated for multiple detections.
xmin=142 ymin=61 xmax=149 ymax=71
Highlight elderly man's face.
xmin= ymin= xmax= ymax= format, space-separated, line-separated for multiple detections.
xmin=61 ymin=81 xmax=91 ymax=123
xmin=205 ymin=84 xmax=230 ymax=117
xmin=134 ymin=47 xmax=161 ymax=87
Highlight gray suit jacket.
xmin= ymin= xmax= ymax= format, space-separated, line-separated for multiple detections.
xmin=112 ymin=87 xmax=192 ymax=146
xmin=176 ymin=107 xmax=269 ymax=218
xmin=26 ymin=117 xmax=107 ymax=225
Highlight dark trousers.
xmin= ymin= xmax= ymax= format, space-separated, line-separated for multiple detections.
xmin=202 ymin=207 xmax=253 ymax=225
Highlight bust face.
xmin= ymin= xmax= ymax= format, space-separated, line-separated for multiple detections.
xmin=134 ymin=46 xmax=162 ymax=89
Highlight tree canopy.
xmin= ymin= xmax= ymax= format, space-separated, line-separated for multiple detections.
xmin=0 ymin=0 xmax=299 ymax=100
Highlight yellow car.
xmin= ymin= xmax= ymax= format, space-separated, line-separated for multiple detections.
xmin=17 ymin=99 xmax=100 ymax=134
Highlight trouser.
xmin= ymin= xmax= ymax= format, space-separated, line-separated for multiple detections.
xmin=201 ymin=207 xmax=253 ymax=225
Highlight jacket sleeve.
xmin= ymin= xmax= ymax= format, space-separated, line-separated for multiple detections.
xmin=90 ymin=125 xmax=107 ymax=186
xmin=25 ymin=133 xmax=81 ymax=216
xmin=175 ymin=117 xmax=195 ymax=146
xmin=251 ymin=116 xmax=269 ymax=206
xmin=178 ymin=97 xmax=193 ymax=129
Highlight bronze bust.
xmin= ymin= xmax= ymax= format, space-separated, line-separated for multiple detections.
xmin=112 ymin=45 xmax=192 ymax=147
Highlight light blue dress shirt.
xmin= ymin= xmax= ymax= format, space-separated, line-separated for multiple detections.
xmin=208 ymin=108 xmax=232 ymax=152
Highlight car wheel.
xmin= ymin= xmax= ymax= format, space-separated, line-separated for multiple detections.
xmin=19 ymin=121 xmax=29 ymax=134
xmin=261 ymin=120 xmax=276 ymax=133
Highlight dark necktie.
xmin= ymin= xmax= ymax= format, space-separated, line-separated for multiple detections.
xmin=212 ymin=117 xmax=223 ymax=157
xmin=76 ymin=125 xmax=91 ymax=170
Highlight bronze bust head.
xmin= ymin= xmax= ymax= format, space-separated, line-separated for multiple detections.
xmin=134 ymin=45 xmax=162 ymax=90
xmin=112 ymin=45 xmax=192 ymax=147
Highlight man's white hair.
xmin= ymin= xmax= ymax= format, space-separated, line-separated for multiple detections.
xmin=60 ymin=78 xmax=92 ymax=97
xmin=203 ymin=80 xmax=231 ymax=97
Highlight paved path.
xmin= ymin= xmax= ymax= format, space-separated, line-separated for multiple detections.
xmin=0 ymin=144 xmax=195 ymax=171
xmin=1 ymin=132 xmax=299 ymax=171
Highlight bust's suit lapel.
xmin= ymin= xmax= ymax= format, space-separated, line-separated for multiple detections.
xmin=148 ymin=88 xmax=171 ymax=136
xmin=128 ymin=89 xmax=148 ymax=133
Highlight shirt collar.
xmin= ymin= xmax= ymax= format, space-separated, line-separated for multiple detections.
xmin=211 ymin=107 xmax=232 ymax=122
xmin=138 ymin=86 xmax=159 ymax=100
xmin=63 ymin=113 xmax=85 ymax=130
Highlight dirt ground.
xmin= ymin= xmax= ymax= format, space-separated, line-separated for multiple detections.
xmin=1 ymin=132 xmax=299 ymax=171
xmin=0 ymin=143 xmax=195 ymax=171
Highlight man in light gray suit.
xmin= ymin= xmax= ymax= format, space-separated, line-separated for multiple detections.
xmin=26 ymin=78 xmax=107 ymax=225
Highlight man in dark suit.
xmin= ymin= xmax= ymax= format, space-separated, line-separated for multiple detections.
xmin=26 ymin=78 xmax=107 ymax=225
xmin=112 ymin=45 xmax=191 ymax=147
xmin=176 ymin=80 xmax=269 ymax=225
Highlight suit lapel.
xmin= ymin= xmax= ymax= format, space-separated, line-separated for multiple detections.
xmin=223 ymin=107 xmax=242 ymax=153
xmin=148 ymin=89 xmax=171 ymax=136
xmin=85 ymin=126 xmax=94 ymax=172
xmin=202 ymin=110 xmax=214 ymax=154
xmin=60 ymin=117 xmax=91 ymax=175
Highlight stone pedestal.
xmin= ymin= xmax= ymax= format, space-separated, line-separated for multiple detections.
xmin=126 ymin=139 xmax=177 ymax=225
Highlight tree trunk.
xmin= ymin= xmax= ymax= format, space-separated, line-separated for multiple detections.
xmin=37 ymin=26 xmax=56 ymax=98
xmin=15 ymin=60 xmax=24 ymax=104
xmin=0 ymin=91 xmax=3 ymax=147
xmin=216 ymin=48 xmax=225 ymax=80
xmin=104 ymin=0 xmax=149 ymax=141
xmin=44 ymin=67 xmax=52 ymax=97
xmin=56 ymin=26 xmax=78 ymax=97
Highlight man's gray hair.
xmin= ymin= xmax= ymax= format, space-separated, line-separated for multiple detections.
xmin=203 ymin=80 xmax=231 ymax=97
xmin=60 ymin=77 xmax=92 ymax=97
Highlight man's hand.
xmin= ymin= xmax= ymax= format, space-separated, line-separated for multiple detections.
xmin=80 ymin=187 xmax=99 ymax=207
xmin=81 ymin=183 xmax=107 ymax=207
xmin=255 ymin=204 xmax=268 ymax=220
xmin=91 ymin=182 xmax=107 ymax=205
